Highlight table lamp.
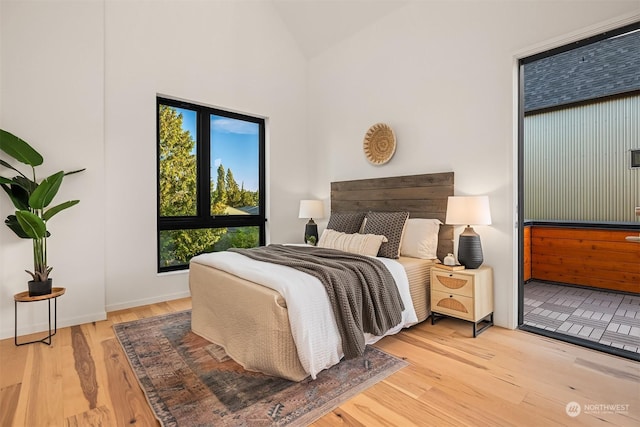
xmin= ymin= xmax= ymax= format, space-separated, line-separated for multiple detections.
xmin=445 ymin=196 xmax=492 ymax=269
xmin=298 ymin=200 xmax=324 ymax=245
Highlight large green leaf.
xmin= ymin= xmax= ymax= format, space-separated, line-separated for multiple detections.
xmin=0 ymin=175 xmax=35 ymax=192
xmin=0 ymin=159 xmax=28 ymax=178
xmin=5 ymin=214 xmax=50 ymax=238
xmin=0 ymin=129 xmax=43 ymax=167
xmin=1 ymin=183 xmax=29 ymax=210
xmin=43 ymin=200 xmax=79 ymax=221
xmin=14 ymin=175 xmax=38 ymax=194
xmin=15 ymin=210 xmax=46 ymax=239
xmin=4 ymin=215 xmax=30 ymax=238
xmin=29 ymin=171 xmax=64 ymax=209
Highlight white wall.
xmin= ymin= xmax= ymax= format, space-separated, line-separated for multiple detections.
xmin=0 ymin=0 xmax=309 ymax=338
xmin=0 ymin=0 xmax=106 ymax=337
xmin=102 ymin=0 xmax=309 ymax=311
xmin=308 ymin=1 xmax=640 ymax=328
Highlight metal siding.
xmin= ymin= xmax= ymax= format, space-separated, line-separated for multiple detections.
xmin=524 ymin=96 xmax=640 ymax=222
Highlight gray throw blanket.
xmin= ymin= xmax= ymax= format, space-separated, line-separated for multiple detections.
xmin=229 ymin=244 xmax=405 ymax=359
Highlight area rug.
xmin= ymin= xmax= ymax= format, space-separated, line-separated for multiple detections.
xmin=113 ymin=310 xmax=407 ymax=426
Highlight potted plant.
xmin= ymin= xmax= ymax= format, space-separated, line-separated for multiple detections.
xmin=0 ymin=129 xmax=84 ymax=296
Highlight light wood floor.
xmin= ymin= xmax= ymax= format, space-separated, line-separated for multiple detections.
xmin=1 ymin=297 xmax=638 ymax=426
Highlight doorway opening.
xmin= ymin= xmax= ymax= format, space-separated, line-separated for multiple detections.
xmin=517 ymin=22 xmax=640 ymax=361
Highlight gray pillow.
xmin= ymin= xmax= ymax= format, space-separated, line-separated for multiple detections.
xmin=326 ymin=212 xmax=366 ymax=234
xmin=362 ymin=211 xmax=410 ymax=258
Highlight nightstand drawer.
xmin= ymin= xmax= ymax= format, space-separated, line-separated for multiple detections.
xmin=431 ymin=271 xmax=474 ymax=297
xmin=431 ymin=290 xmax=474 ymax=321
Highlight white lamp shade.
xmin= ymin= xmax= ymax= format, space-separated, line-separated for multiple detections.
xmin=298 ymin=200 xmax=324 ymax=219
xmin=445 ymin=196 xmax=492 ymax=226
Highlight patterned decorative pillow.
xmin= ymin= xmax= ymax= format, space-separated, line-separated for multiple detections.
xmin=400 ymin=218 xmax=442 ymax=259
xmin=326 ymin=212 xmax=366 ymax=234
xmin=318 ymin=229 xmax=388 ymax=257
xmin=362 ymin=211 xmax=410 ymax=258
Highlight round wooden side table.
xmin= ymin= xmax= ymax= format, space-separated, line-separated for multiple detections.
xmin=14 ymin=287 xmax=66 ymax=346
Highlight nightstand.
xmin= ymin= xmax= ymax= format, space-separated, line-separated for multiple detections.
xmin=430 ymin=266 xmax=493 ymax=337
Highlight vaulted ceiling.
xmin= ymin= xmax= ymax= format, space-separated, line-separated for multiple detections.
xmin=271 ymin=0 xmax=409 ymax=58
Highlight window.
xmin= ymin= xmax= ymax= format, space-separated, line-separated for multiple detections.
xmin=631 ymin=149 xmax=640 ymax=169
xmin=157 ymin=97 xmax=265 ymax=272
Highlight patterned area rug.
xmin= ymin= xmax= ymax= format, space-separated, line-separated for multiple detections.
xmin=113 ymin=310 xmax=407 ymax=426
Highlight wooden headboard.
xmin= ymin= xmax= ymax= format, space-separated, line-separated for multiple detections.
xmin=330 ymin=172 xmax=454 ymax=261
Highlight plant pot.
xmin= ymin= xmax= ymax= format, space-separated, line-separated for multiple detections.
xmin=28 ymin=278 xmax=53 ymax=297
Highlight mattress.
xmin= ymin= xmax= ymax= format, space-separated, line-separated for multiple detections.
xmin=189 ymin=255 xmax=435 ymax=381
xmin=397 ymin=256 xmax=436 ymax=323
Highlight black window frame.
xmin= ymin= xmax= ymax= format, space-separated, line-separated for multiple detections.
xmin=156 ymin=96 xmax=266 ymax=272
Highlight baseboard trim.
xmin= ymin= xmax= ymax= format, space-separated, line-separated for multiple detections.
xmin=106 ymin=290 xmax=191 ymax=313
xmin=3 ymin=311 xmax=107 ymax=341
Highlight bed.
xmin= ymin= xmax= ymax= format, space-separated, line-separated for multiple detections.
xmin=189 ymin=172 xmax=454 ymax=381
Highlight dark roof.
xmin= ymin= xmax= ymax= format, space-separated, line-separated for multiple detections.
xmin=523 ymin=29 xmax=640 ymax=112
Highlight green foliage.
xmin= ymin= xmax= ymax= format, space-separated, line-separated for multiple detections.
xmin=240 ymin=182 xmax=259 ymax=207
xmin=158 ymin=106 xmax=225 ymax=266
xmin=158 ymin=105 xmax=198 ymax=217
xmin=43 ymin=200 xmax=80 ymax=221
xmin=29 ymin=171 xmax=64 ymax=209
xmin=16 ymin=210 xmax=47 ymax=239
xmin=212 ymin=165 xmax=259 ymax=211
xmin=160 ymin=228 xmax=223 ymax=267
xmin=0 ymin=129 xmax=43 ymax=167
xmin=0 ymin=129 xmax=84 ymax=282
xmin=210 ymin=164 xmax=226 ymax=211
xmin=225 ymin=168 xmax=241 ymax=207
xmin=212 ymin=227 xmax=260 ymax=252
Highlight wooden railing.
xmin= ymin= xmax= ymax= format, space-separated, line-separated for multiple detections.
xmin=523 ymin=222 xmax=640 ymax=293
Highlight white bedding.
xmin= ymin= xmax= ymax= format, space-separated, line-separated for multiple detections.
xmin=190 ymin=249 xmax=418 ymax=379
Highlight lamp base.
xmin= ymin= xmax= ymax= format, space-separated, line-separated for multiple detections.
xmin=304 ymin=220 xmax=318 ymax=245
xmin=457 ymin=226 xmax=483 ymax=269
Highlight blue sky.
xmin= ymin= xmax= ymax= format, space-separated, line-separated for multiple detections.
xmin=176 ymin=108 xmax=259 ymax=191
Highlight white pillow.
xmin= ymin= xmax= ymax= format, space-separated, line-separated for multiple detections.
xmin=318 ymin=229 xmax=388 ymax=257
xmin=400 ymin=218 xmax=442 ymax=259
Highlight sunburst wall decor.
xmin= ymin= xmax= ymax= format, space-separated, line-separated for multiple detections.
xmin=363 ymin=123 xmax=396 ymax=165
